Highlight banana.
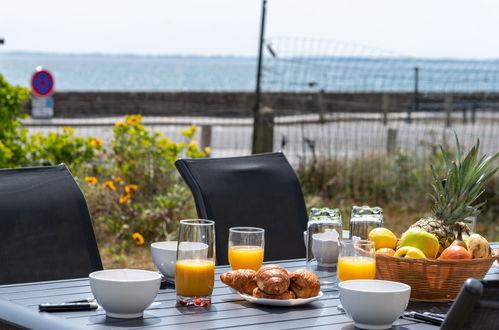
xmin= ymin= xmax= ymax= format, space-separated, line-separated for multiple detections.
xmin=466 ymin=233 xmax=491 ymax=258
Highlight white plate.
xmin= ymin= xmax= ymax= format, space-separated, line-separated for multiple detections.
xmin=239 ymin=291 xmax=323 ymax=306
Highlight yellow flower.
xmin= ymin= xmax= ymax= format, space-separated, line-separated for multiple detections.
xmin=126 ymin=115 xmax=141 ymax=126
xmin=85 ymin=176 xmax=98 ymax=185
xmin=114 ymin=177 xmax=123 ymax=183
xmin=132 ymin=232 xmax=145 ymax=245
xmin=91 ymin=138 xmax=103 ymax=147
xmin=125 ymin=184 xmax=138 ymax=193
xmin=189 ymin=141 xmax=198 ymax=148
xmin=204 ymin=146 xmax=211 ymax=154
xmin=102 ymin=181 xmax=116 ymax=191
xmin=62 ymin=126 xmax=75 ymax=134
xmin=181 ymin=125 xmax=198 ymax=138
xmin=115 ymin=122 xmax=125 ymax=127
xmin=119 ymin=194 xmax=132 ymax=204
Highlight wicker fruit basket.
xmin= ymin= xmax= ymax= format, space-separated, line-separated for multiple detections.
xmin=375 ymin=254 xmax=499 ymax=302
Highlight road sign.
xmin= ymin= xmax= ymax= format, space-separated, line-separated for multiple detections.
xmin=31 ymin=97 xmax=54 ymax=118
xmin=31 ymin=68 xmax=54 ymax=97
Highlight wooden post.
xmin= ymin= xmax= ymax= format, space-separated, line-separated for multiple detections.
xmin=387 ymin=128 xmax=398 ymax=154
xmin=381 ymin=93 xmax=390 ymax=125
xmin=252 ymin=106 xmax=274 ymax=153
xmin=201 ymin=125 xmax=212 ymax=156
xmin=317 ymin=89 xmax=326 ymax=123
xmin=444 ymin=95 xmax=453 ymax=128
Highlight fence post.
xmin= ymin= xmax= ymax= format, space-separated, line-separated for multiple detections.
xmin=444 ymin=95 xmax=453 ymax=128
xmin=201 ymin=125 xmax=212 ymax=156
xmin=252 ymin=106 xmax=274 ymax=153
xmin=470 ymin=103 xmax=476 ymax=124
xmin=317 ymin=89 xmax=326 ymax=123
xmin=387 ymin=128 xmax=398 ymax=155
xmin=381 ymin=93 xmax=390 ymax=125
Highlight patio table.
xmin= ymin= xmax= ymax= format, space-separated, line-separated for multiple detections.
xmin=1 ymin=258 xmax=498 ymax=330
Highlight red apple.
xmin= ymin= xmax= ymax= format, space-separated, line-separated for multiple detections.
xmin=438 ymin=246 xmax=472 ymax=260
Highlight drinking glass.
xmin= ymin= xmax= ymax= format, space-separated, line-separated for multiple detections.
xmin=349 ymin=205 xmax=384 ymax=240
xmin=338 ymin=240 xmax=376 ymax=282
xmin=176 ymin=219 xmax=215 ymax=307
xmin=228 ymin=227 xmax=264 ymax=271
xmin=306 ymin=208 xmax=342 ymax=289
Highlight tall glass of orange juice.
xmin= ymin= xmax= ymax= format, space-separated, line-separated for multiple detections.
xmin=176 ymin=219 xmax=215 ymax=307
xmin=338 ymin=240 xmax=376 ymax=281
xmin=228 ymin=227 xmax=264 ymax=271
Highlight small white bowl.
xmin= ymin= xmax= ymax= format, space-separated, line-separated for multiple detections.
xmin=339 ymin=280 xmax=411 ymax=329
xmin=150 ymin=241 xmax=178 ymax=280
xmin=89 ymin=269 xmax=161 ymax=319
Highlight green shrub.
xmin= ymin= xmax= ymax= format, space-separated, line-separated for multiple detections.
xmin=0 ymin=74 xmax=30 ymax=168
xmin=27 ymin=127 xmax=102 ymax=173
xmin=83 ymin=115 xmax=208 ymax=257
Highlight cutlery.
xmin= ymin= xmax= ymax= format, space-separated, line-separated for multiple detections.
xmin=39 ymin=298 xmax=98 ymax=312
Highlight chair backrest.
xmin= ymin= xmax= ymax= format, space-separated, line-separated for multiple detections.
xmin=441 ymin=278 xmax=499 ymax=330
xmin=175 ymin=152 xmax=308 ymax=265
xmin=0 ymin=164 xmax=102 ymax=284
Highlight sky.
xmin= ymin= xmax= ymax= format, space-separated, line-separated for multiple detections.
xmin=2 ymin=0 xmax=499 ymax=59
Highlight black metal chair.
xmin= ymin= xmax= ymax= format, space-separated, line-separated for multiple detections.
xmin=441 ymin=278 xmax=499 ymax=330
xmin=0 ymin=164 xmax=102 ymax=285
xmin=175 ymin=152 xmax=308 ymax=265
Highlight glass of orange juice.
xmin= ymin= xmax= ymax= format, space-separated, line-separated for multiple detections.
xmin=338 ymin=240 xmax=376 ymax=281
xmin=228 ymin=227 xmax=264 ymax=271
xmin=176 ymin=219 xmax=215 ymax=307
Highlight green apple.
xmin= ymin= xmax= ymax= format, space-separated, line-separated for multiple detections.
xmin=394 ymin=246 xmax=426 ymax=258
xmin=399 ymin=228 xmax=439 ymax=258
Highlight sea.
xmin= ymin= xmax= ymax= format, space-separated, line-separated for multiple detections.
xmin=2 ymin=52 xmax=499 ymax=92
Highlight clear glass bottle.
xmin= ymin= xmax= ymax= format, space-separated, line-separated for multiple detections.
xmin=349 ymin=205 xmax=384 ymax=240
xmin=306 ymin=208 xmax=342 ymax=290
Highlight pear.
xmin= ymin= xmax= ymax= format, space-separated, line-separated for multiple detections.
xmin=466 ymin=234 xmax=491 ymax=258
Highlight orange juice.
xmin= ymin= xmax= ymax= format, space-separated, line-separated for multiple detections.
xmin=176 ymin=259 xmax=215 ymax=297
xmin=338 ymin=256 xmax=376 ymax=281
xmin=228 ymin=245 xmax=264 ymax=270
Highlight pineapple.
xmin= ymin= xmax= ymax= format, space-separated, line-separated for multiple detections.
xmin=411 ymin=137 xmax=498 ymax=253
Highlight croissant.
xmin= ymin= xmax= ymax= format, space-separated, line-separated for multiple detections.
xmin=289 ymin=269 xmax=321 ymax=298
xmin=254 ymin=264 xmax=290 ymax=295
xmin=252 ymin=287 xmax=296 ymax=300
xmin=220 ymin=269 xmax=258 ymax=295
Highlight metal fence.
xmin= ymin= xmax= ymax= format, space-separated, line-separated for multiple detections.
xmin=23 ymin=38 xmax=499 ymax=169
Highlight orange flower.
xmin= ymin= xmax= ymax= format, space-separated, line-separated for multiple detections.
xmin=119 ymin=194 xmax=132 ymax=204
xmin=132 ymin=232 xmax=144 ymax=245
xmin=85 ymin=176 xmax=98 ymax=185
xmin=114 ymin=177 xmax=123 ymax=183
xmin=115 ymin=122 xmax=125 ymax=127
xmin=125 ymin=184 xmax=138 ymax=193
xmin=126 ymin=115 xmax=141 ymax=126
xmin=102 ymin=181 xmax=116 ymax=191
xmin=91 ymin=138 xmax=103 ymax=147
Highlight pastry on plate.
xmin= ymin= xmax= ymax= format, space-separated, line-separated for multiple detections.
xmin=254 ymin=264 xmax=290 ymax=295
xmin=220 ymin=269 xmax=257 ymax=295
xmin=252 ymin=287 xmax=296 ymax=300
xmin=289 ymin=269 xmax=321 ymax=298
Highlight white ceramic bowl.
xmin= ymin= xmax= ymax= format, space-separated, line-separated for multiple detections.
xmin=150 ymin=241 xmax=178 ymax=280
xmin=89 ymin=269 xmax=161 ymax=319
xmin=339 ymin=280 xmax=411 ymax=329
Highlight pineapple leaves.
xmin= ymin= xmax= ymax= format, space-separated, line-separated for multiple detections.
xmin=430 ymin=136 xmax=499 ymax=225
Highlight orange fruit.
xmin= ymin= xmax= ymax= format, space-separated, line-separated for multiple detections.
xmin=376 ymin=248 xmax=396 ymax=257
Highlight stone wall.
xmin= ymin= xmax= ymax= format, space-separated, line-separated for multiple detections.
xmin=28 ymin=91 xmax=499 ymax=117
